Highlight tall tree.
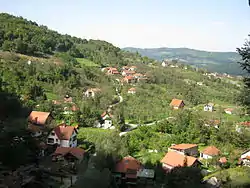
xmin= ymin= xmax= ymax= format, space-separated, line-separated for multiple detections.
xmin=237 ymin=35 xmax=250 ymax=112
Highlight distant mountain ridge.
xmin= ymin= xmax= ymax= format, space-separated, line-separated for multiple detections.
xmin=123 ymin=47 xmax=244 ymax=75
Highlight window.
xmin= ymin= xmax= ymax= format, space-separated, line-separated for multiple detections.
xmin=47 ymin=138 xmax=54 ymax=144
xmin=51 ymin=132 xmax=55 ymax=136
xmin=56 ymin=139 xmax=58 ymax=142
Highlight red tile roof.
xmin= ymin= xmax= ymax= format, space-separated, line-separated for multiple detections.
xmin=101 ymin=111 xmax=113 ymax=118
xmin=124 ymin=76 xmax=134 ymax=80
xmin=115 ymin=156 xmax=142 ymax=173
xmin=54 ymin=147 xmax=85 ymax=160
xmin=170 ymin=144 xmax=197 ymax=150
xmin=161 ymin=151 xmax=199 ymax=167
xmin=201 ymin=146 xmax=220 ymax=156
xmin=53 ymin=124 xmax=76 ymax=140
xmin=225 ymin=108 xmax=234 ymax=112
xmin=170 ymin=99 xmax=184 ymax=107
xmin=123 ymin=70 xmax=135 ymax=74
xmin=239 ymin=122 xmax=250 ymax=127
xmin=28 ymin=111 xmax=50 ymax=125
xmin=128 ymin=88 xmax=136 ymax=91
xmin=219 ymin=157 xmax=227 ymax=163
xmin=243 ymin=156 xmax=250 ymax=160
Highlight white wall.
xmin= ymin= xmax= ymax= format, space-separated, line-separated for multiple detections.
xmin=47 ymin=130 xmax=77 ymax=147
xmin=200 ymin=153 xmax=212 ymax=159
xmin=162 ymin=163 xmax=173 ymax=170
xmin=241 ymin=151 xmax=250 ymax=159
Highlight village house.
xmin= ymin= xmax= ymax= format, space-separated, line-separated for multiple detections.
xmin=236 ymin=122 xmax=250 ymax=133
xmin=204 ymin=103 xmax=214 ymax=112
xmin=84 ymin=88 xmax=101 ymax=98
xmin=197 ymin=82 xmax=203 ymax=86
xmin=133 ymin=73 xmax=144 ymax=79
xmin=113 ymin=156 xmax=154 ymax=185
xmin=161 ymin=151 xmax=201 ymax=172
xmin=170 ymin=99 xmax=185 ymax=109
xmin=47 ymin=123 xmax=78 ymax=147
xmin=28 ymin=111 xmax=53 ymax=137
xmin=204 ymin=120 xmax=220 ymax=128
xmin=122 ymin=76 xmax=136 ymax=84
xmin=170 ymin=64 xmax=179 ymax=68
xmin=52 ymin=147 xmax=85 ymax=164
xmin=168 ymin=144 xmax=199 ymax=157
xmin=128 ymin=88 xmax=136 ymax=94
xmin=200 ymin=146 xmax=220 ymax=159
xmin=219 ymin=157 xmax=227 ymax=164
xmin=107 ymin=67 xmax=120 ymax=75
xmin=64 ymin=95 xmax=73 ymax=103
xmin=122 ymin=66 xmax=130 ymax=70
xmin=129 ymin=66 xmax=137 ymax=71
xmin=121 ymin=70 xmax=136 ymax=77
xmin=95 ymin=111 xmax=113 ymax=129
xmin=240 ymin=150 xmax=250 ymax=167
xmin=161 ymin=61 xmax=169 ymax=67
xmin=224 ymin=108 xmax=234 ymax=115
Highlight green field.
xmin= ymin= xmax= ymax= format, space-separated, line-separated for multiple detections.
xmin=76 ymin=58 xmax=99 ymax=67
xmin=45 ymin=92 xmax=58 ymax=100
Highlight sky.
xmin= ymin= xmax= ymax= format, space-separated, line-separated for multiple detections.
xmin=1 ymin=0 xmax=250 ymax=52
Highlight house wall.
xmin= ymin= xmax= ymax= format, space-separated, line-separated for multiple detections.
xmin=162 ymin=163 xmax=173 ymax=170
xmin=204 ymin=106 xmax=213 ymax=112
xmin=47 ymin=130 xmax=77 ymax=147
xmin=102 ymin=120 xmax=112 ymax=129
xmin=67 ymin=130 xmax=77 ymax=147
xmin=225 ymin=111 xmax=232 ymax=115
xmin=200 ymin=153 xmax=212 ymax=159
xmin=242 ymin=159 xmax=250 ymax=166
xmin=241 ymin=151 xmax=250 ymax=159
xmin=47 ymin=131 xmax=60 ymax=145
xmin=128 ymin=91 xmax=135 ymax=94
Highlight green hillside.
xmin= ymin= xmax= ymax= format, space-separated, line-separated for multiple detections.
xmin=0 ymin=13 xmax=151 ymax=67
xmin=123 ymin=47 xmax=245 ymax=75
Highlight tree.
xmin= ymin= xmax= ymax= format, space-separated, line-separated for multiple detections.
xmin=237 ymin=35 xmax=250 ymax=112
xmin=164 ymin=167 xmax=206 ymax=188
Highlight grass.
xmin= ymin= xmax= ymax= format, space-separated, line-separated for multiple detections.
xmin=76 ymin=58 xmax=99 ymax=67
xmin=45 ymin=92 xmax=58 ymax=100
xmin=204 ymin=167 xmax=250 ymax=187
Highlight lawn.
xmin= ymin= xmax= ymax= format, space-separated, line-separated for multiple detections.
xmin=45 ymin=92 xmax=58 ymax=100
xmin=204 ymin=167 xmax=250 ymax=187
xmin=76 ymin=58 xmax=99 ymax=67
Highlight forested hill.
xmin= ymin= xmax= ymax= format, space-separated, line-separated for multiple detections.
xmin=123 ymin=47 xmax=244 ymax=75
xmin=0 ymin=13 xmax=151 ymax=66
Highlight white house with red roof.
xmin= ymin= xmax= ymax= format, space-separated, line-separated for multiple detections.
xmin=128 ymin=88 xmax=136 ymax=94
xmin=94 ymin=111 xmax=113 ymax=129
xmin=236 ymin=122 xmax=250 ymax=133
xmin=107 ymin=67 xmax=120 ymax=75
xmin=200 ymin=146 xmax=220 ymax=159
xmin=129 ymin=66 xmax=137 ymax=71
xmin=224 ymin=108 xmax=234 ymax=115
xmin=121 ymin=70 xmax=136 ymax=77
xmin=240 ymin=150 xmax=250 ymax=167
xmin=47 ymin=123 xmax=78 ymax=147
